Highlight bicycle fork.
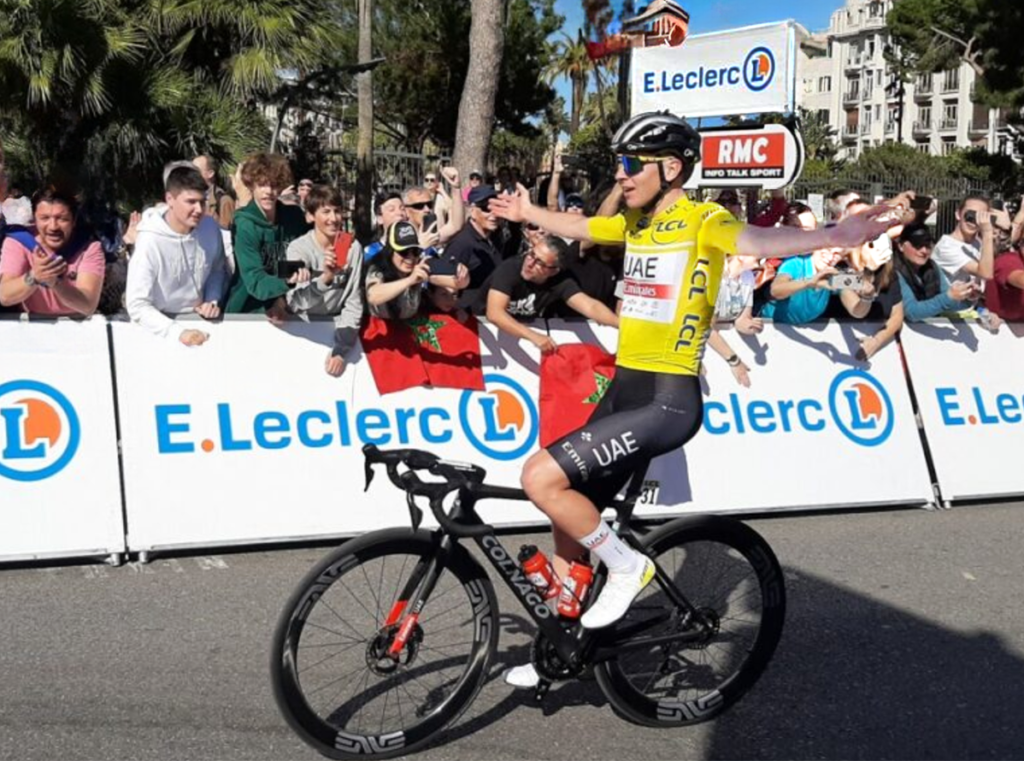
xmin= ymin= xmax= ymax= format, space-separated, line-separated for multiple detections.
xmin=382 ymin=536 xmax=454 ymax=658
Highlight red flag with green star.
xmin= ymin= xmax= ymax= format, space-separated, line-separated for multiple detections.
xmin=538 ymin=344 xmax=616 ymax=447
xmin=360 ymin=313 xmax=485 ymax=395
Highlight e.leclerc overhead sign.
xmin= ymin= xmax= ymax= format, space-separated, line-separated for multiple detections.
xmin=631 ymin=21 xmax=797 ymax=120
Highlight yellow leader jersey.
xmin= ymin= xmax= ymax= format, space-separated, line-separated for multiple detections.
xmin=589 ymin=196 xmax=745 ymax=376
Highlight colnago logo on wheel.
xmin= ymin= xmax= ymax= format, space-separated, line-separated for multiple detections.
xmin=703 ymin=369 xmax=894 ymax=447
xmin=153 ymin=373 xmax=538 ymax=461
xmin=0 ymin=380 xmax=81 ymax=482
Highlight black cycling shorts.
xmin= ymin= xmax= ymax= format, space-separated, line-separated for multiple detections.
xmin=548 ymin=368 xmax=703 ymax=503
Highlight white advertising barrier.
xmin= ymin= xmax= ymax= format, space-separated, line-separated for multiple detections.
xmin=547 ymin=320 xmax=936 ymax=516
xmin=112 ymin=318 xmax=547 ymax=551
xmin=631 ymin=21 xmax=796 ymax=120
xmin=684 ymin=123 xmax=805 ymax=191
xmin=899 ymin=321 xmax=1024 ymax=502
xmin=0 ymin=318 xmax=125 ymax=562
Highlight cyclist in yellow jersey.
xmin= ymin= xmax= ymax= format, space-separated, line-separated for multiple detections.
xmin=490 ymin=112 xmax=899 ymax=685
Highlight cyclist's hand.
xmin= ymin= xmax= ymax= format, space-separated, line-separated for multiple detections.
xmin=489 ymin=183 xmax=532 ymax=224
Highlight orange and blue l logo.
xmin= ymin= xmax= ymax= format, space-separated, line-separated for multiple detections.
xmin=0 ymin=380 xmax=80 ymax=482
xmin=744 ymin=47 xmax=775 ymax=92
xmin=459 ymin=375 xmax=538 ymax=461
xmin=828 ymin=370 xmax=893 ymax=447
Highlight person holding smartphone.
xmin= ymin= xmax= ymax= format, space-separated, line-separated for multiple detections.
xmin=895 ymin=223 xmax=974 ymax=322
xmin=0 ymin=187 xmax=105 ymax=316
xmin=364 ymin=222 xmax=469 ymax=319
xmin=932 ymin=194 xmax=996 ymax=287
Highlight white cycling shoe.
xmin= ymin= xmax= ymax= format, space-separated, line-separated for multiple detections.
xmin=504 ymin=663 xmax=541 ymax=689
xmin=580 ymin=556 xmax=656 ymax=630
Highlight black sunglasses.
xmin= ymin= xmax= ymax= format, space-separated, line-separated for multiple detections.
xmin=406 ymin=201 xmax=432 ymax=211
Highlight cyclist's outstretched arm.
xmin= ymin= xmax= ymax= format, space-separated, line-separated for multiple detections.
xmin=735 ymin=204 xmax=901 ymax=259
xmin=490 ymin=183 xmax=595 ymax=243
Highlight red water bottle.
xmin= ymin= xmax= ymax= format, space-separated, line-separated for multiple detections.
xmin=518 ymin=545 xmax=560 ymax=601
xmin=557 ymin=561 xmax=594 ymax=619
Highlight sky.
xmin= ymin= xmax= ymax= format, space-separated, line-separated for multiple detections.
xmin=550 ymin=0 xmax=838 ymax=105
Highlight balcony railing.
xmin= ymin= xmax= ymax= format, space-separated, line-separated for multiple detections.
xmin=939 ymin=117 xmax=958 ymax=131
xmin=842 ymin=125 xmax=859 ymax=141
xmin=861 ymin=122 xmax=872 ymax=135
xmin=843 ymin=90 xmax=861 ymax=105
xmin=865 ymin=15 xmax=885 ymax=28
xmin=915 ymin=82 xmax=933 ymax=100
xmin=912 ymin=120 xmax=932 ymax=135
xmin=885 ymin=121 xmax=897 ymax=134
xmin=845 ymin=55 xmax=863 ymax=70
xmin=942 ymin=77 xmax=960 ymax=93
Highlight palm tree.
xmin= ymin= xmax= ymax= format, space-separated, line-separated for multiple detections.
xmin=544 ymin=32 xmax=592 ymax=135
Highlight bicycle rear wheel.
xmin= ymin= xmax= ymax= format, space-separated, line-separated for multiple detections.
xmin=595 ymin=515 xmax=786 ymax=727
xmin=271 ymin=528 xmax=498 ymax=759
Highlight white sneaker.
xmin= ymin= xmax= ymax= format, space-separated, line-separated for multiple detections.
xmin=580 ymin=556 xmax=656 ymax=630
xmin=504 ymin=663 xmax=541 ymax=689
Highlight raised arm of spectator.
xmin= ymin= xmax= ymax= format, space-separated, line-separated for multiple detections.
xmin=858 ymin=303 xmax=903 ymax=360
xmin=707 ymin=329 xmax=750 ymax=387
xmin=737 ymin=204 xmax=899 ymax=259
xmin=332 ymin=240 xmax=366 ymax=359
xmin=490 ymin=183 xmax=593 ymax=243
xmin=564 ymin=292 xmax=619 ymax=327
xmin=1012 ymin=198 xmax=1024 ymax=246
xmin=485 ymin=288 xmax=557 ymax=354
xmin=438 ymin=167 xmax=465 ymax=244
xmin=837 ymin=279 xmax=877 ymax=320
xmin=966 ymin=213 xmax=996 ymax=280
xmin=769 ymin=269 xmax=834 ymax=300
xmin=546 ymin=157 xmax=562 ymax=211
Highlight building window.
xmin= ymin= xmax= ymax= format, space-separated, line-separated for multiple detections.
xmin=876 ymin=105 xmax=882 ymax=120
xmin=819 ymin=76 xmax=832 ymax=93
xmin=817 ymin=109 xmax=830 ymax=123
xmin=943 ymin=102 xmax=959 ymax=128
xmin=869 ymin=1 xmax=884 ymax=18
xmin=943 ymin=68 xmax=960 ymax=92
xmin=919 ymin=105 xmax=932 ymax=125
xmin=877 ymin=70 xmax=883 ymax=86
xmin=942 ymin=138 xmax=957 ymax=156
xmin=917 ymin=143 xmax=931 ymax=154
xmin=919 ymin=72 xmax=933 ymax=92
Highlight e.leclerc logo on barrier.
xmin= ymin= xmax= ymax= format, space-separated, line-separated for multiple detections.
xmin=642 ymin=46 xmax=776 ymax=96
xmin=0 ymin=380 xmax=81 ymax=482
xmin=154 ymin=373 xmax=538 ymax=461
xmin=702 ymin=369 xmax=894 ymax=448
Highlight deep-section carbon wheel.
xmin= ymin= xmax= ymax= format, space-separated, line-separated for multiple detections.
xmin=271 ymin=529 xmax=498 ymax=759
xmin=596 ymin=515 xmax=786 ymax=727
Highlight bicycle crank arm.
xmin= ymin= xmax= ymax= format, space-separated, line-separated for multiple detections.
xmin=591 ymin=628 xmax=708 ymax=662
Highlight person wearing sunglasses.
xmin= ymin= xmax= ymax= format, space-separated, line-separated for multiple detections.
xmin=489 ymin=109 xmax=902 ymax=666
xmin=402 ymin=167 xmax=465 ymax=249
xmin=475 ymin=234 xmax=618 ymax=355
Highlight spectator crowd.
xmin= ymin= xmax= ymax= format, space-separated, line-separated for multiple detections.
xmin=3 ymin=146 xmax=1024 ymax=385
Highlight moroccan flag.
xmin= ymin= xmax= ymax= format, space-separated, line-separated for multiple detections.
xmin=410 ymin=312 xmax=485 ymax=391
xmin=360 ymin=313 xmax=485 ymax=396
xmin=539 ymin=344 xmax=616 ymax=448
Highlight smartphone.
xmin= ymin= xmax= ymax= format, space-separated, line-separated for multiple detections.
xmin=828 ymin=271 xmax=865 ymax=291
xmin=425 ymin=256 xmax=457 ymax=277
xmin=276 ymin=260 xmax=306 ymax=279
xmin=910 ymin=195 xmax=934 ymax=212
xmin=422 ymin=212 xmax=437 ymax=231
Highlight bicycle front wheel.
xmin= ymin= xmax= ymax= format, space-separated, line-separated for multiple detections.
xmin=271 ymin=529 xmax=499 ymax=760
xmin=596 ymin=515 xmax=786 ymax=727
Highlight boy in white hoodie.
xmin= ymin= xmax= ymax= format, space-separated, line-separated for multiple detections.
xmin=126 ymin=165 xmax=228 ymax=345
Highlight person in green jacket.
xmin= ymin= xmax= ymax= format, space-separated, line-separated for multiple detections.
xmin=225 ymin=152 xmax=311 ymax=318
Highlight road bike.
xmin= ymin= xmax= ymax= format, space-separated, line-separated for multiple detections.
xmin=271 ymin=444 xmax=786 ymax=759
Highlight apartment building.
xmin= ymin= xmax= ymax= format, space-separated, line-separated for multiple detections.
xmin=798 ymin=0 xmax=1019 ymax=160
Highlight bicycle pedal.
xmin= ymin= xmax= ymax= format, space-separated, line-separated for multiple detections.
xmin=533 ymin=679 xmax=552 ymax=702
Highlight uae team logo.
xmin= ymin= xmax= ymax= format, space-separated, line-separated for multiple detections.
xmin=0 ymin=380 xmax=80 ymax=482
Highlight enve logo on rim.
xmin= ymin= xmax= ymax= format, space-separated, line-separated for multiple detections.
xmin=459 ymin=375 xmax=538 ymax=461
xmin=0 ymin=380 xmax=80 ymax=482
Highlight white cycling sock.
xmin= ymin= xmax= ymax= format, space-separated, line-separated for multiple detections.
xmin=579 ymin=522 xmax=639 ymax=574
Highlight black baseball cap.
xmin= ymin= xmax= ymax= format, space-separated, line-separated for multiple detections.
xmin=385 ymin=221 xmax=422 ymax=254
xmin=469 ymin=170 xmax=483 ymax=180
xmin=565 ymin=192 xmax=585 ymax=209
xmin=898 ymin=223 xmax=934 ymax=248
xmin=468 ymin=185 xmax=498 ymax=208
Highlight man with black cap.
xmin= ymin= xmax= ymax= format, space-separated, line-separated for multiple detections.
xmin=894 ymin=222 xmax=974 ymax=322
xmin=441 ymin=185 xmax=505 ymax=308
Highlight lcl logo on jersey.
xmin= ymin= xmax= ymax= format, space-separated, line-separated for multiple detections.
xmin=743 ymin=47 xmax=775 ymax=92
xmin=0 ymin=380 xmax=81 ymax=482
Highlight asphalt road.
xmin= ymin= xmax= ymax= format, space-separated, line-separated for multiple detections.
xmin=2 ymin=503 xmax=1023 ymax=761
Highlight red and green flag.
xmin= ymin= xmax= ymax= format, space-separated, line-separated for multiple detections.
xmin=539 ymin=344 xmax=616 ymax=447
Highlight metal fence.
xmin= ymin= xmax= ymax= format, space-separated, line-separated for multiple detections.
xmin=788 ymin=173 xmax=994 ymax=237
xmin=324 ymin=150 xmax=451 ymax=197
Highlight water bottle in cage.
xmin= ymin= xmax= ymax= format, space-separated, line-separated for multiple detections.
xmin=518 ymin=545 xmax=561 ymax=601
xmin=557 ymin=561 xmax=595 ymax=619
